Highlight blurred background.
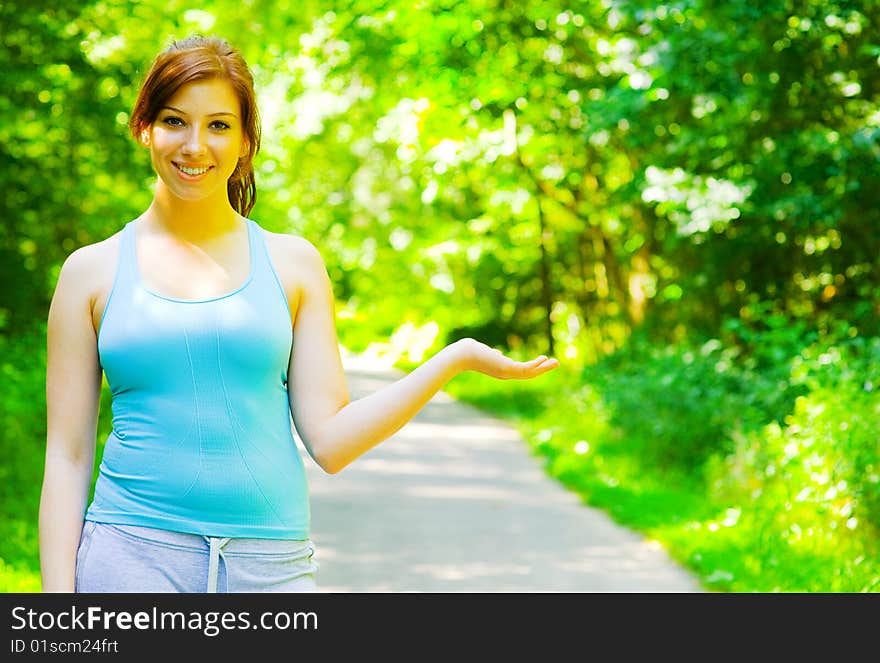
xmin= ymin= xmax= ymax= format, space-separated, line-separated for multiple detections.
xmin=1 ymin=0 xmax=877 ymax=591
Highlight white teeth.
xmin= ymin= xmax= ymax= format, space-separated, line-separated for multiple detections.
xmin=176 ymin=163 xmax=210 ymax=175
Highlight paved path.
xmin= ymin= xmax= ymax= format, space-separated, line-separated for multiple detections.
xmin=299 ymin=352 xmax=705 ymax=593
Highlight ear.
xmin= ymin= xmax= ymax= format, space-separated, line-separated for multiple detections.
xmin=139 ymin=127 xmax=151 ymax=147
xmin=239 ymin=137 xmax=249 ymax=159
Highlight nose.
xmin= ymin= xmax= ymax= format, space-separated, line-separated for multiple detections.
xmin=181 ymin=125 xmax=207 ymax=156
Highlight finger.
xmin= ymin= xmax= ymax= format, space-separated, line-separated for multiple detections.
xmin=526 ymin=357 xmax=559 ymax=375
xmin=507 ymin=356 xmax=553 ymax=378
xmin=509 ymin=357 xmax=544 ymax=375
xmin=537 ymin=358 xmax=559 ymax=373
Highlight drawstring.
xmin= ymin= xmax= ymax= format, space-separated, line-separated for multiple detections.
xmin=206 ymin=536 xmax=231 ymax=593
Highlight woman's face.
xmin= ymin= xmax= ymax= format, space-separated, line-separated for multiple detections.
xmin=146 ymin=78 xmax=248 ymax=204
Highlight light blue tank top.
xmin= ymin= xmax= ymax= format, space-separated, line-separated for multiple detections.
xmin=85 ymin=218 xmax=310 ymax=539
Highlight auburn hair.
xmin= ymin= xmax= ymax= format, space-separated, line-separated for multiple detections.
xmin=129 ymin=35 xmax=262 ymax=217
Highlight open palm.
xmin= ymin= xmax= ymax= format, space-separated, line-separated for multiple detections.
xmin=455 ymin=338 xmax=559 ymax=380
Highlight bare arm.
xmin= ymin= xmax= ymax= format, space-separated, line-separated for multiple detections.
xmin=286 ymin=241 xmax=557 ymax=474
xmin=39 ymin=248 xmax=103 ymax=592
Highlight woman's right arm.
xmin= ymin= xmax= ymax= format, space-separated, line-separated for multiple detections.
xmin=39 ymin=246 xmax=104 ymax=592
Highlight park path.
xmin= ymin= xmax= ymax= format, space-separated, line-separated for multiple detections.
xmin=299 ymin=351 xmax=706 ymax=593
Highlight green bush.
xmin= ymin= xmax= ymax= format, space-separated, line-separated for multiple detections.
xmin=588 ymin=337 xmax=796 ymax=478
xmin=708 ymin=335 xmax=880 ymax=535
xmin=0 ymin=329 xmax=48 ymax=591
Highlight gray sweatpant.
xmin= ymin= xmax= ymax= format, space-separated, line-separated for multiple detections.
xmin=75 ymin=521 xmax=319 ymax=593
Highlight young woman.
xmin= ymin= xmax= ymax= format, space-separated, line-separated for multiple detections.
xmin=39 ymin=35 xmax=558 ymax=593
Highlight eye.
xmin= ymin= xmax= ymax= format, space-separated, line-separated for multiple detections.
xmin=162 ymin=116 xmax=184 ymax=127
xmin=210 ymin=120 xmax=231 ymax=130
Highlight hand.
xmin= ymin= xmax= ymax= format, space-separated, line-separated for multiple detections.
xmin=452 ymin=338 xmax=559 ymax=380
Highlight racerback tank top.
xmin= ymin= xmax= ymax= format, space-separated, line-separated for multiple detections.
xmin=85 ymin=218 xmax=310 ymax=539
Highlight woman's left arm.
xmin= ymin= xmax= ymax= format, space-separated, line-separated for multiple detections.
xmin=284 ymin=238 xmax=557 ymax=474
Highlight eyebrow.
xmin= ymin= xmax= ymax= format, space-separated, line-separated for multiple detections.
xmin=161 ymin=105 xmax=238 ymax=118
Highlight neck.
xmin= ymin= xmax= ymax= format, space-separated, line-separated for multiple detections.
xmin=146 ymin=180 xmax=241 ymax=241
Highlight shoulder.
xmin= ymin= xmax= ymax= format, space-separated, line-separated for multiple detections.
xmin=64 ymin=234 xmax=118 ymax=269
xmin=260 ymin=226 xmax=330 ymax=286
xmin=53 ymin=229 xmax=123 ymax=301
xmin=258 ymin=226 xmax=336 ymax=322
xmin=255 ymin=224 xmax=335 ymax=319
xmin=262 ymin=227 xmax=325 ymax=266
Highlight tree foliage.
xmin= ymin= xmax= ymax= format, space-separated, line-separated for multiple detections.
xmin=0 ymin=1 xmax=875 ymax=351
xmin=3 ymin=0 xmax=878 ymax=361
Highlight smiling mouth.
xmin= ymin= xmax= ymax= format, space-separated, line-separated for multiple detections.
xmin=173 ymin=162 xmax=213 ymax=176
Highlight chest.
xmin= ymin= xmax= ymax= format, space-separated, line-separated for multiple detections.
xmin=90 ymin=225 xmax=303 ymax=336
xmin=137 ymin=232 xmax=252 ymax=302
xmin=97 ymin=282 xmax=294 ymax=391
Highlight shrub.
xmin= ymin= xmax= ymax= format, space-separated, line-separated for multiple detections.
xmin=588 ymin=337 xmax=794 ymax=477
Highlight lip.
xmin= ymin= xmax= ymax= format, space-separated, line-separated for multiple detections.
xmin=172 ymin=161 xmax=214 ymax=180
